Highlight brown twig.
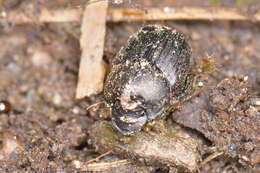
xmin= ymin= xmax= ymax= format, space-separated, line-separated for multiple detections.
xmin=1 ymin=7 xmax=260 ymax=24
xmin=86 ymin=101 xmax=105 ymax=111
xmin=86 ymin=160 xmax=131 ymax=171
xmin=86 ymin=150 xmax=112 ymax=163
xmin=108 ymin=7 xmax=259 ymax=22
xmin=74 ymin=159 xmax=131 ymax=172
xmin=200 ymin=151 xmax=224 ymax=166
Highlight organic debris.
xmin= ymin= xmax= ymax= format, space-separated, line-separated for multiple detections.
xmin=76 ymin=0 xmax=108 ymax=98
xmin=89 ymin=120 xmax=201 ymax=172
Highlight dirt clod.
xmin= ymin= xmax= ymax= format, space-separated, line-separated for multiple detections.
xmin=173 ymin=77 xmax=260 ymax=167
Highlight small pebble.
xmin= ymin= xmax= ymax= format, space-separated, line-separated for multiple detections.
xmin=198 ymin=81 xmax=204 ymax=87
xmin=53 ymin=93 xmax=62 ymax=106
xmin=73 ymin=160 xmax=81 ymax=169
xmin=243 ymin=75 xmax=249 ymax=81
xmin=0 ymin=100 xmax=11 ymax=113
xmin=0 ymin=132 xmax=23 ymax=161
xmin=163 ymin=6 xmax=172 ymax=13
xmin=1 ymin=11 xmax=6 ymax=17
xmin=72 ymin=107 xmax=80 ymax=114
xmin=31 ymin=50 xmax=51 ymax=67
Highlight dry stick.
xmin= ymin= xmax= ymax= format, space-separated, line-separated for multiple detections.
xmin=86 ymin=101 xmax=105 ymax=111
xmin=76 ymin=0 xmax=108 ymax=99
xmin=200 ymin=151 xmax=224 ymax=166
xmin=2 ymin=7 xmax=260 ymax=24
xmin=84 ymin=160 xmax=131 ymax=171
xmin=86 ymin=150 xmax=112 ymax=163
xmin=73 ymin=159 xmax=131 ymax=171
xmin=108 ymin=7 xmax=257 ymax=22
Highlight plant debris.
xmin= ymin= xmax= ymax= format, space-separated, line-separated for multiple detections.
xmin=76 ymin=0 xmax=108 ymax=98
xmin=0 ymin=0 xmax=259 ymax=172
xmin=89 ymin=120 xmax=202 ymax=172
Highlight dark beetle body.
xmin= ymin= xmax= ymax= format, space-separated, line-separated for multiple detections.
xmin=104 ymin=25 xmax=192 ymax=135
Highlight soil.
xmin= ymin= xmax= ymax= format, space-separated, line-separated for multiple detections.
xmin=0 ymin=0 xmax=259 ymax=173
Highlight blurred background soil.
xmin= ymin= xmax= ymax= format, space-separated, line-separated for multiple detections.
xmin=0 ymin=0 xmax=259 ymax=172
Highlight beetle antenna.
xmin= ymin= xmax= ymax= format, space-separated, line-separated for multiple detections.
xmin=86 ymin=101 xmax=105 ymax=111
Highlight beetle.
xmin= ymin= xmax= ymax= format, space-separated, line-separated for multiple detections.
xmin=104 ymin=25 xmax=192 ymax=135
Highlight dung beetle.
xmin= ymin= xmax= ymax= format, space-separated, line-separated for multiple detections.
xmin=104 ymin=25 xmax=192 ymax=135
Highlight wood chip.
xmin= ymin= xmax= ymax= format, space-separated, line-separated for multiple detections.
xmin=76 ymin=0 xmax=108 ymax=99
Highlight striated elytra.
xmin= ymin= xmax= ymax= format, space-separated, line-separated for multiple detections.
xmin=104 ymin=25 xmax=192 ymax=135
